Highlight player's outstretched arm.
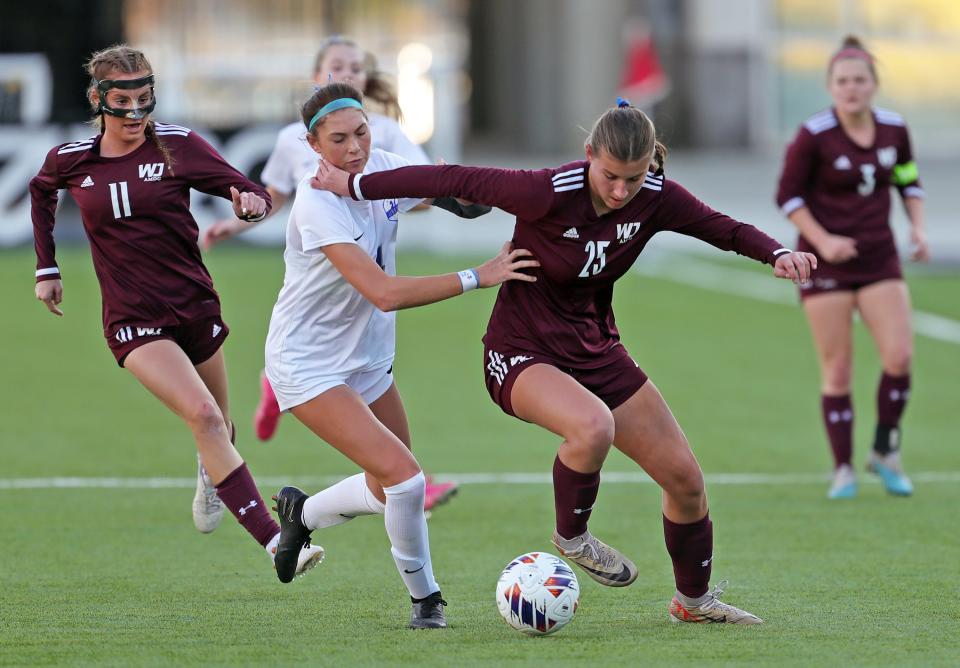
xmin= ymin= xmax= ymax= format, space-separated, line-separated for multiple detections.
xmin=323 ymin=241 xmax=538 ymax=312
xmin=772 ymin=251 xmax=818 ymax=283
xmin=35 ymin=279 xmax=63 ymax=317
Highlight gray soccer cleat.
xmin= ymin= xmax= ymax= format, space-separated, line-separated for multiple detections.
xmin=669 ymin=580 xmax=763 ymax=624
xmin=552 ymin=530 xmax=638 ymax=587
xmin=192 ymin=454 xmax=225 ymax=533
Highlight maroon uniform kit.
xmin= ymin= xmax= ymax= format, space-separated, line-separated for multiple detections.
xmin=347 ymin=160 xmax=790 ymax=414
xmin=30 ymin=124 xmax=271 ymax=364
xmin=776 ymin=107 xmax=924 ymax=298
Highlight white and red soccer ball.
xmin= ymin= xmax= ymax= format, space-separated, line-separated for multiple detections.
xmin=495 ymin=552 xmax=580 ymax=635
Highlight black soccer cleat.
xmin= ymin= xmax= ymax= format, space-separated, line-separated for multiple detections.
xmin=409 ymin=591 xmax=448 ymax=629
xmin=271 ymin=486 xmax=312 ymax=583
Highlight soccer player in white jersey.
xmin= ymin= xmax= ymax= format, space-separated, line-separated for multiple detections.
xmin=266 ymin=82 xmax=537 ymax=628
xmin=203 ymin=36 xmax=459 ymax=511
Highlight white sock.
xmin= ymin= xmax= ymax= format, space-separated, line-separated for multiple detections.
xmin=265 ymin=532 xmax=280 ymax=559
xmin=383 ymin=471 xmax=439 ymax=599
xmin=301 ymin=473 xmax=385 ymax=530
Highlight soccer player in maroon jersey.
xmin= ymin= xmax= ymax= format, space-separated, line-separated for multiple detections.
xmin=29 ymin=44 xmax=323 ymax=576
xmin=776 ymin=36 xmax=927 ymax=500
xmin=313 ymin=98 xmax=817 ymax=624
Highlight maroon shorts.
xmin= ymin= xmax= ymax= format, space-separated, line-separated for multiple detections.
xmin=106 ymin=315 xmax=230 ymax=367
xmin=798 ymin=243 xmax=903 ymax=300
xmin=483 ymin=343 xmax=649 ymax=418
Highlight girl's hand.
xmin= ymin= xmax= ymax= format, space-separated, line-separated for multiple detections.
xmin=773 ymin=251 xmax=818 ymax=284
xmin=35 ymin=279 xmax=64 ymax=316
xmin=910 ymin=227 xmax=930 ymax=262
xmin=203 ymin=218 xmax=245 ymax=250
xmin=815 ymin=234 xmax=858 ymax=263
xmin=311 ymin=159 xmax=351 ymax=196
xmin=230 ymin=187 xmax=267 ymax=221
xmin=475 ymin=242 xmax=540 ymax=288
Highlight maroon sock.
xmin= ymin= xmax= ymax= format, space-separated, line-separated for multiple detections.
xmin=877 ymin=373 xmax=910 ymax=428
xmin=552 ymin=455 xmax=600 ymax=540
xmin=215 ymin=463 xmax=280 ymax=547
xmin=663 ymin=513 xmax=712 ymax=598
xmin=821 ymin=394 xmax=853 ymax=468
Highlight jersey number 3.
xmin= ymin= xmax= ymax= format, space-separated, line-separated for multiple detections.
xmin=857 ymin=164 xmax=876 ymax=197
xmin=579 ymin=240 xmax=610 ymax=278
xmin=108 ymin=181 xmax=132 ymax=219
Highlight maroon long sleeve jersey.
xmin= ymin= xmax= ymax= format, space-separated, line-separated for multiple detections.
xmin=349 ymin=161 xmax=788 ymax=366
xmin=775 ymin=107 xmax=923 ymax=257
xmin=30 ymin=123 xmax=271 ymax=335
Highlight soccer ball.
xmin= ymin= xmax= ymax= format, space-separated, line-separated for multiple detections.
xmin=495 ymin=552 xmax=580 ymax=635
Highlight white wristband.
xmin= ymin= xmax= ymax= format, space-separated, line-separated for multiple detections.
xmin=457 ymin=269 xmax=480 ymax=293
xmin=773 ymin=248 xmax=793 ymax=257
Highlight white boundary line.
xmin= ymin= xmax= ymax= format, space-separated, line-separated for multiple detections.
xmin=1 ymin=471 xmax=959 ymax=490
xmin=635 ymin=255 xmax=960 ymax=345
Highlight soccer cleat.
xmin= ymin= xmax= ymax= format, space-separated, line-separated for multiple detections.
xmin=192 ymin=454 xmax=225 ymax=533
xmin=827 ymin=464 xmax=858 ymax=499
xmin=669 ymin=580 xmax=763 ymax=624
xmin=410 ymin=591 xmax=448 ymax=629
xmin=867 ymin=449 xmax=913 ymax=496
xmin=423 ymin=477 xmax=459 ymax=512
xmin=552 ymin=530 xmax=638 ymax=587
xmin=254 ymin=371 xmax=282 ymax=441
xmin=271 ymin=486 xmax=320 ymax=583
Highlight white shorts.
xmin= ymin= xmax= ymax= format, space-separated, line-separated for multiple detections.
xmin=267 ymin=363 xmax=394 ymax=412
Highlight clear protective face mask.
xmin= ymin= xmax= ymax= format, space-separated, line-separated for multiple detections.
xmin=94 ymin=74 xmax=157 ymax=120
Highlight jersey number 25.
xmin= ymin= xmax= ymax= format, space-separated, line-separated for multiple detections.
xmin=579 ymin=240 xmax=610 ymax=278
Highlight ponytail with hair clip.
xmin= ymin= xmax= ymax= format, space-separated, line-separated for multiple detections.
xmin=616 ymin=96 xmax=631 ymax=109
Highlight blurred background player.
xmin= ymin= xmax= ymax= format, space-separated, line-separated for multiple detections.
xmin=202 ymin=35 xmax=458 ymax=512
xmin=265 ymin=82 xmax=537 ymax=628
xmin=29 ymin=44 xmax=323 ymax=577
xmin=776 ymin=36 xmax=927 ymax=500
xmin=314 ymin=98 xmax=817 ymax=624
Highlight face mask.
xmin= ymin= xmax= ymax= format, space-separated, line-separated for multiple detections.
xmin=94 ymin=74 xmax=157 ymax=120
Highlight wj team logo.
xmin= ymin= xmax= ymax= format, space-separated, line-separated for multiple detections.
xmin=383 ymin=198 xmax=400 ymax=223
xmin=138 ymin=162 xmax=165 ymax=182
xmin=486 ymin=351 xmax=534 ymax=385
xmin=616 ymin=222 xmax=642 ymax=244
xmin=877 ymin=146 xmax=897 ymax=169
xmin=115 ymin=326 xmax=163 ymax=343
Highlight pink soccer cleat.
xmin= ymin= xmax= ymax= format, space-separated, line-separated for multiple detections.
xmin=423 ymin=477 xmax=459 ymax=512
xmin=254 ymin=371 xmax=282 ymax=441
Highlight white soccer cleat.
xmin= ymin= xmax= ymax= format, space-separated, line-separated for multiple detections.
xmin=192 ymin=454 xmax=225 ymax=533
xmin=827 ymin=464 xmax=858 ymax=500
xmin=669 ymin=580 xmax=763 ymax=624
xmin=269 ymin=540 xmax=325 ymax=579
xmin=552 ymin=530 xmax=638 ymax=587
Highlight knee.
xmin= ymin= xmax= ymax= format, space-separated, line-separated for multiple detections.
xmin=183 ymin=399 xmax=225 ymax=435
xmin=664 ymin=451 xmax=706 ymax=511
xmin=380 ymin=464 xmax=423 ymax=492
xmin=883 ymin=347 xmax=912 ymax=376
xmin=569 ymin=411 xmax=615 ymax=456
xmin=821 ymin=357 xmax=852 ymax=394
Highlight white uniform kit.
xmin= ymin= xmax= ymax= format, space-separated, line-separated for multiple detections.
xmin=261 ymin=113 xmax=429 ymax=196
xmin=265 ymin=149 xmax=424 ymax=411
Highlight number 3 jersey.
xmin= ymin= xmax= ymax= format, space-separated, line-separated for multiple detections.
xmin=775 ymin=107 xmax=924 ymax=259
xmin=348 ymin=161 xmax=787 ymax=367
xmin=29 ymin=124 xmax=271 ymax=335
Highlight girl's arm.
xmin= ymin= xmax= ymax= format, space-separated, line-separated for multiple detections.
xmin=323 ymin=241 xmax=538 ymax=312
xmin=30 ymin=147 xmax=66 ymax=315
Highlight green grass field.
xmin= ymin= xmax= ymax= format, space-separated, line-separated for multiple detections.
xmin=2 ymin=246 xmax=959 ymax=667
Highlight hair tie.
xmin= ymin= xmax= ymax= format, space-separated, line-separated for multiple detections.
xmin=616 ymin=96 xmax=631 ymax=108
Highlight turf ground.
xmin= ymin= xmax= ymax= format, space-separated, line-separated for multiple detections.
xmin=1 ymin=246 xmax=959 ymax=666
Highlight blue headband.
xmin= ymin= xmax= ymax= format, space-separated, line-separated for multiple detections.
xmin=307 ymin=98 xmax=363 ymax=131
